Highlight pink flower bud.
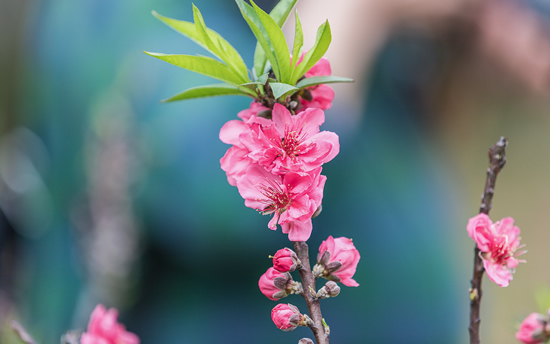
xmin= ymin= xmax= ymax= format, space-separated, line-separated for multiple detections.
xmin=273 ymin=248 xmax=299 ymax=272
xmin=80 ymin=304 xmax=139 ymax=344
xmin=317 ymin=236 xmax=361 ymax=287
xmin=271 ymin=304 xmax=302 ymax=332
xmin=516 ymin=313 xmax=548 ymax=344
xmin=259 ymin=267 xmax=292 ymax=301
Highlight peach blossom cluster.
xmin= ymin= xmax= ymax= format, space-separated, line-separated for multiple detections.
xmin=219 ymin=58 xmax=338 ymax=242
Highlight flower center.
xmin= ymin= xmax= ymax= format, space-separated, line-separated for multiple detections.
xmin=280 ymin=125 xmax=308 ymax=159
xmin=257 ymin=178 xmax=291 ymax=215
xmin=489 ymin=235 xmax=513 ymax=265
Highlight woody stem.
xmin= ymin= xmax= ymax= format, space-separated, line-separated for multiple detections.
xmin=469 ymin=136 xmax=507 ymax=344
xmin=294 ymin=241 xmax=329 ymax=344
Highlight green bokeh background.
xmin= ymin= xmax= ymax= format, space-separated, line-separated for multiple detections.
xmin=1 ymin=0 xmax=549 ymax=343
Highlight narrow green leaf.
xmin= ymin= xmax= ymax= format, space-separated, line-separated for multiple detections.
xmin=251 ymin=1 xmax=291 ymax=84
xmin=294 ymin=20 xmax=332 ymax=84
xmin=236 ymin=0 xmax=281 ymax=81
xmin=144 ymin=52 xmax=244 ymax=85
xmin=162 ymin=84 xmax=254 ymax=102
xmin=292 ymin=10 xmax=304 ymax=63
xmin=270 ymin=82 xmax=297 ymax=99
xmin=295 ymin=75 xmax=354 ymax=89
xmin=191 ymin=5 xmax=249 ymax=83
xmin=252 ymin=0 xmax=298 ymax=77
xmin=152 ymin=10 xmax=249 ymax=83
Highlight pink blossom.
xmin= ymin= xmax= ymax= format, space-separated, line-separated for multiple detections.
xmin=297 ymin=55 xmax=334 ymax=111
xmin=80 ymin=304 xmax=139 ymax=344
xmin=219 ymin=101 xmax=273 ymax=186
xmin=271 ymin=304 xmax=302 ymax=332
xmin=237 ymin=165 xmax=326 ymax=241
xmin=240 ymin=104 xmax=339 ymax=175
xmin=516 ymin=313 xmax=547 ymax=344
xmin=219 ymin=119 xmax=252 ymax=186
xmin=317 ymin=236 xmax=360 ymax=287
xmin=467 ymin=213 xmax=526 ymax=287
xmin=273 ymin=248 xmax=299 ymax=272
xmin=259 ymin=267 xmax=292 ymax=301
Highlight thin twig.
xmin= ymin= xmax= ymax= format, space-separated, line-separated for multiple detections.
xmin=293 ymin=241 xmax=329 ymax=344
xmin=469 ymin=137 xmax=507 ymax=344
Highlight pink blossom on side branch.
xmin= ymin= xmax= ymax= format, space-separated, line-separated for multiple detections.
xmin=240 ymin=104 xmax=339 ymax=175
xmin=237 ymin=164 xmax=326 ymax=241
xmin=317 ymin=236 xmax=361 ymax=287
xmin=80 ymin=304 xmax=139 ymax=344
xmin=516 ymin=312 xmax=549 ymax=344
xmin=467 ymin=213 xmax=526 ymax=287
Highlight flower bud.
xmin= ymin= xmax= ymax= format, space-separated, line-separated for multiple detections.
xmin=259 ymin=267 xmax=293 ymax=301
xmin=316 ymin=281 xmax=340 ymax=299
xmin=317 ymin=236 xmax=361 ymax=287
xmin=273 ymin=248 xmax=300 ymax=272
xmin=271 ymin=304 xmax=302 ymax=332
xmin=516 ymin=313 xmax=549 ymax=344
xmin=298 ymin=339 xmax=314 ymax=344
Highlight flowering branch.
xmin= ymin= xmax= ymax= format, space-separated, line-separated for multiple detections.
xmin=294 ymin=241 xmax=329 ymax=344
xmin=469 ymin=136 xmax=508 ymax=344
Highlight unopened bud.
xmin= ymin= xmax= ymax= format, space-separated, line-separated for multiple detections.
xmin=273 ymin=248 xmax=300 ymax=272
xmin=316 ymin=281 xmax=340 ymax=299
xmin=516 ymin=312 xmax=550 ymax=344
xmin=271 ymin=304 xmax=303 ymax=332
xmin=325 ymin=281 xmax=340 ymax=297
xmin=298 ymin=339 xmax=314 ymax=344
xmin=259 ymin=268 xmax=293 ymax=301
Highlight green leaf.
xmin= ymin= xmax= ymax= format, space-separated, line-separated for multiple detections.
xmin=251 ymin=1 xmax=292 ymax=84
xmin=295 ymin=75 xmax=354 ymax=89
xmin=152 ymin=10 xmax=249 ymax=83
xmin=252 ymin=0 xmax=298 ymax=77
xmin=191 ymin=5 xmax=249 ymax=83
xmin=293 ymin=20 xmax=331 ymax=84
xmin=240 ymin=73 xmax=269 ymax=87
xmin=161 ymin=84 xmax=254 ymax=102
xmin=270 ymin=82 xmax=297 ymax=99
xmin=257 ymin=73 xmax=269 ymax=84
xmin=236 ymin=0 xmax=282 ymax=82
xmin=292 ymin=10 xmax=304 ymax=65
xmin=144 ymin=52 xmax=244 ymax=85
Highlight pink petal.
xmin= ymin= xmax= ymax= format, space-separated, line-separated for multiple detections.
xmin=285 ymin=219 xmax=313 ymax=242
xmin=219 ymin=120 xmax=248 ymax=145
xmin=272 ymin=104 xmax=292 ymax=137
xmin=483 ymin=259 xmax=512 ymax=287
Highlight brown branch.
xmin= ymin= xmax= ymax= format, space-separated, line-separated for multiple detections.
xmin=469 ymin=136 xmax=507 ymax=344
xmin=293 ymin=241 xmax=329 ymax=344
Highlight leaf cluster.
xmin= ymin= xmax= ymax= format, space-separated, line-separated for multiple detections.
xmin=145 ymin=0 xmax=353 ymax=104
